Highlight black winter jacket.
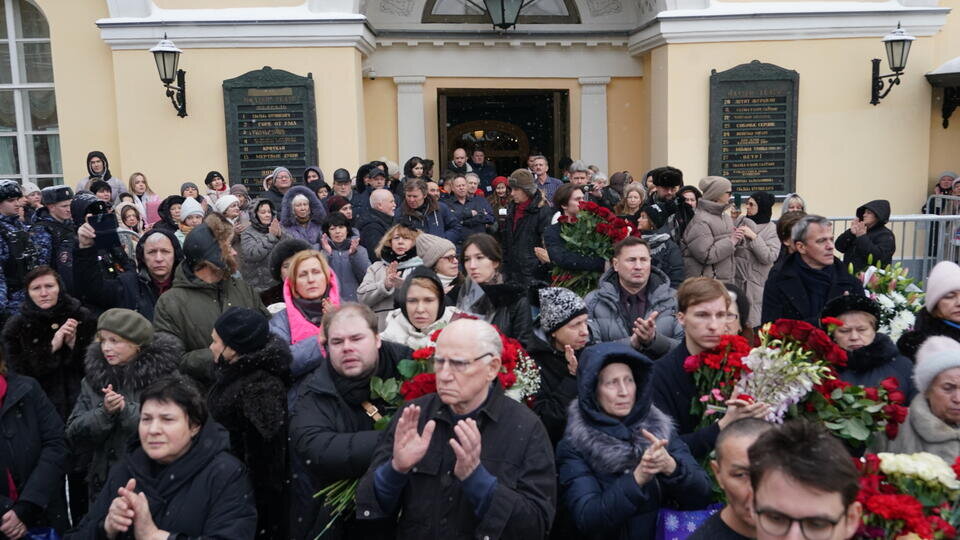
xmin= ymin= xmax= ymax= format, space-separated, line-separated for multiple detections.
xmin=835 ymin=199 xmax=896 ymax=273
xmin=760 ymin=253 xmax=864 ymax=326
xmin=289 ymin=340 xmax=410 ymax=540
xmin=503 ymin=191 xmax=552 ymax=287
xmin=453 ymin=279 xmax=534 ymax=348
xmin=359 ymin=208 xmax=395 ymax=261
xmin=0 ymin=374 xmax=69 ymax=531
xmin=3 ymin=293 xmax=97 ymax=420
xmin=150 ymin=195 xmax=183 ymax=236
xmin=73 ymin=228 xmax=183 ymax=321
xmin=528 ymin=328 xmax=588 ymax=447
xmin=356 ymin=383 xmax=557 ymax=540
xmin=207 ymin=335 xmax=292 ymax=540
xmin=839 ymin=332 xmax=916 ymax=402
xmin=897 ymin=309 xmax=960 ymax=361
xmin=543 ymin=222 xmax=605 ymax=274
xmin=651 ymin=342 xmax=721 ymax=460
xmin=68 ymin=421 xmax=257 ymax=539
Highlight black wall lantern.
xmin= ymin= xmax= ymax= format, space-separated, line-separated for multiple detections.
xmin=464 ymin=0 xmax=530 ymax=30
xmin=150 ymin=35 xmax=187 ymax=117
xmin=871 ymin=23 xmax=915 ymax=106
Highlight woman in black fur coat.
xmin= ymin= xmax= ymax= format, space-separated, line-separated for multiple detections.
xmin=2 ymin=266 xmax=97 ymax=421
xmin=208 ymin=307 xmax=292 ymax=540
xmin=65 ymin=308 xmax=181 ymax=500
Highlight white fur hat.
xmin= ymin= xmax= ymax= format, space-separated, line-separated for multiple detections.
xmin=925 ymin=261 xmax=960 ymax=313
xmin=914 ymin=335 xmax=960 ymax=394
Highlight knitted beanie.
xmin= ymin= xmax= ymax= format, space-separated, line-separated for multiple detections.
xmin=204 ymin=171 xmax=225 ymax=187
xmin=539 ymin=287 xmax=588 ymax=335
xmin=179 ymin=197 xmax=204 ymax=222
xmin=98 ymin=308 xmax=154 ymax=346
xmin=21 ymin=181 xmax=40 ymax=196
xmin=180 ymin=182 xmax=199 ymax=195
xmin=508 ymin=169 xmax=538 ymax=196
xmin=925 ymin=261 xmax=960 ymax=313
xmin=213 ymin=194 xmax=239 ymax=215
xmin=214 ymin=307 xmax=270 ymax=355
xmin=416 ymin=234 xmax=456 ymax=269
xmin=698 ymin=176 xmax=732 ymax=203
xmin=325 ymin=195 xmax=351 ymax=215
xmin=914 ymin=336 xmax=960 ymax=394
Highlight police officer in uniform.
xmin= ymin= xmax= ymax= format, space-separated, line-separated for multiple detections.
xmin=31 ymin=185 xmax=77 ymax=292
xmin=0 ymin=179 xmax=40 ymax=322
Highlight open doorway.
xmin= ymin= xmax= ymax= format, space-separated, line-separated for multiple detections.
xmin=438 ymin=89 xmax=570 ymax=177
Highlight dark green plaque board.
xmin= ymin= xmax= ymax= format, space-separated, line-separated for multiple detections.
xmin=223 ymin=66 xmax=318 ymax=195
xmin=708 ymin=60 xmax=799 ymax=196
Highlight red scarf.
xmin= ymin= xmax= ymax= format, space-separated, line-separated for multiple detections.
xmin=512 ymin=199 xmax=532 ymax=229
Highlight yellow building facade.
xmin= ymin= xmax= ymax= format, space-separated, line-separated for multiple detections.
xmin=14 ymin=0 xmax=960 ymax=216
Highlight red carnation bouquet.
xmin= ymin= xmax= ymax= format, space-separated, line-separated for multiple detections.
xmin=551 ymin=200 xmax=634 ymax=296
xmin=682 ymin=318 xmax=908 ymax=446
xmin=856 ymin=453 xmax=960 ymax=539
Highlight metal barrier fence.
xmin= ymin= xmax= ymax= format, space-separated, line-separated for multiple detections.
xmin=825 ymin=199 xmax=960 ymax=282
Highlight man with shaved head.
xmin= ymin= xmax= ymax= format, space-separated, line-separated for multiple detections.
xmin=356 ymin=318 xmax=557 ymax=539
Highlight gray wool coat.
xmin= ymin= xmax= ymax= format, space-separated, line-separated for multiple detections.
xmin=733 ymin=217 xmax=780 ymax=328
xmin=682 ymin=198 xmax=736 ymax=284
xmin=870 ymin=393 xmax=960 ymax=464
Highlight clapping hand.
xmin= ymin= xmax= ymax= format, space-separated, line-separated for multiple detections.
xmin=320 ymin=234 xmax=333 ymax=255
xmin=450 ymin=418 xmax=483 ymax=480
xmin=850 ymin=218 xmax=867 ymax=237
xmin=631 ymin=311 xmax=659 ymax=347
xmin=104 ymin=479 xmax=137 ymax=537
xmin=384 ymin=261 xmax=402 ymax=290
xmin=102 ymin=384 xmax=126 ymax=414
xmin=391 ymin=405 xmax=436 ymax=474
xmin=118 ymin=478 xmax=163 ymax=540
xmin=51 ymin=318 xmax=79 ymax=352
xmin=349 ymin=237 xmax=360 ymax=255
xmin=564 ymin=345 xmax=578 ymax=376
xmin=632 ymin=429 xmax=676 ymax=485
xmin=268 ymin=218 xmax=281 ymax=238
xmin=718 ymin=398 xmax=769 ymax=429
xmin=533 ymin=247 xmax=550 ymax=264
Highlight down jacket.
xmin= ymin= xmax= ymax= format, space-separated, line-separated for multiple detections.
xmin=835 ymin=199 xmax=896 ymax=273
xmin=280 ymin=185 xmax=327 ymax=249
xmin=2 ymin=291 xmax=98 ymax=421
xmin=898 ymin=309 xmax=960 ymax=361
xmin=733 ymin=217 xmax=780 ymax=328
xmin=682 ymin=199 xmax=735 ymax=283
xmin=65 ymin=333 xmax=181 ymax=499
xmin=556 ymin=344 xmax=712 ymax=540
xmin=240 ymin=199 xmax=285 ymax=291
xmin=289 ymin=340 xmax=411 ymax=540
xmin=503 ymin=190 xmax=552 ymax=287
xmin=583 ymin=267 xmax=682 ymax=360
xmin=68 ymin=421 xmax=257 ymax=539
xmin=153 ymin=264 xmax=268 ymax=390
xmin=0 ymin=373 xmax=69 ymax=532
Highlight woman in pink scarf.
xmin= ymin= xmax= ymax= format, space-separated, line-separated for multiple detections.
xmin=268 ymin=249 xmax=341 ymax=406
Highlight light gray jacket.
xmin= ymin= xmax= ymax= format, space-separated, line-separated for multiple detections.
xmin=870 ymin=394 xmax=960 ymax=464
xmin=682 ymin=198 xmax=736 ymax=283
xmin=733 ymin=217 xmax=780 ymax=328
xmin=583 ymin=267 xmax=683 ymax=359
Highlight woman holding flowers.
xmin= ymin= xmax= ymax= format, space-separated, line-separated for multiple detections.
xmin=821 ymin=295 xmax=916 ymax=401
xmin=898 ymin=260 xmax=960 ymax=360
xmin=538 ymin=184 xmax=606 ymax=275
xmin=870 ymin=335 xmax=960 ymax=462
xmin=380 ymin=267 xmax=459 ymax=350
xmin=556 ymin=343 xmax=712 ymax=539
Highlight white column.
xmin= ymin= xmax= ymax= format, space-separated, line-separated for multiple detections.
xmin=579 ymin=76 xmax=611 ymax=173
xmin=394 ymin=76 xmax=427 ymax=161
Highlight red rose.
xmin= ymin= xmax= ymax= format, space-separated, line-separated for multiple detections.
xmin=887 ymin=390 xmax=906 ymax=405
xmin=864 ymin=387 xmax=879 ymax=401
xmin=400 ymin=373 xmax=437 ymax=400
xmin=952 ymin=456 xmax=960 ymax=480
xmin=683 ymin=355 xmax=701 ymax=373
xmin=498 ymin=371 xmax=517 ymax=389
xmin=879 ymin=377 xmax=900 ymax=393
xmin=820 ymin=317 xmax=845 ymax=328
xmin=884 ymin=421 xmax=900 ymax=440
xmin=579 ymin=201 xmax=600 ymax=212
xmin=429 ymin=328 xmax=443 ymax=342
xmin=863 ymin=453 xmax=882 ymax=474
xmin=411 ymin=346 xmax=435 ymax=361
xmin=736 ymin=393 xmax=754 ymax=403
xmin=825 ymin=346 xmax=848 ymax=367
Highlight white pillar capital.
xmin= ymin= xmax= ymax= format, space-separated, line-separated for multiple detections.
xmin=394 ymin=77 xmax=427 ymax=161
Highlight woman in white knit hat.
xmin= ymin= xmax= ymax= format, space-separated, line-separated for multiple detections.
xmin=898 ymin=260 xmax=960 ymax=360
xmin=870 ymin=335 xmax=960 ymax=461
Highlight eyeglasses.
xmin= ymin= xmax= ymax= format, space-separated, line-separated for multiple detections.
xmin=432 ymin=352 xmax=492 ymax=373
xmin=755 ymin=509 xmax=845 ymax=540
xmin=439 ymin=254 xmax=458 ymax=263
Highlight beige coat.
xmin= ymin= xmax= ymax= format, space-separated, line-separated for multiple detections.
xmin=869 ymin=394 xmax=960 ymax=463
xmin=733 ymin=217 xmax=780 ymax=328
xmin=682 ymin=198 xmax=736 ymax=283
xmin=356 ymin=260 xmax=419 ymax=331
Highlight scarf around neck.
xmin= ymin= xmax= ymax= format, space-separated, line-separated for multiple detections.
xmin=282 ymin=272 xmax=341 ymax=345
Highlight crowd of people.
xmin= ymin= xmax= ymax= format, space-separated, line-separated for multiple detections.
xmin=0 ymin=147 xmax=958 ymax=540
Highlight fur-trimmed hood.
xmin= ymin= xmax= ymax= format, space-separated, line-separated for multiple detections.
xmin=83 ymin=332 xmax=182 ymax=392
xmin=279 ymin=185 xmax=326 ymax=227
xmin=563 ymin=399 xmax=673 ymax=475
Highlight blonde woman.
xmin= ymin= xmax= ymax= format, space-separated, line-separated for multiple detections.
xmin=356 ymin=223 xmax=423 ymax=330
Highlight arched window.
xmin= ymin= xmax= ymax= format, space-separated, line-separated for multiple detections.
xmin=422 ymin=0 xmax=580 ymax=24
xmin=0 ymin=0 xmax=59 ymax=188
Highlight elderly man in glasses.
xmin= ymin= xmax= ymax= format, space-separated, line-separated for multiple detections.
xmin=356 ymin=318 xmax=557 ymax=540
xmin=748 ymin=420 xmax=862 ymax=540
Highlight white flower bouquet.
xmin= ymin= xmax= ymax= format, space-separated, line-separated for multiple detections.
xmin=854 ymin=258 xmax=925 ymax=342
